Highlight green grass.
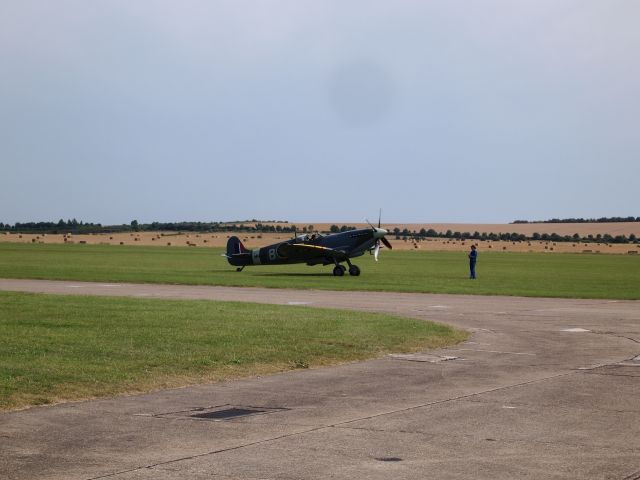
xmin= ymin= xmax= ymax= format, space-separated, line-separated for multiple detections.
xmin=0 ymin=243 xmax=639 ymax=299
xmin=0 ymin=291 xmax=465 ymax=411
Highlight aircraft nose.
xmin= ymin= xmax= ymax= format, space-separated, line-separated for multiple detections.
xmin=374 ymin=228 xmax=388 ymax=238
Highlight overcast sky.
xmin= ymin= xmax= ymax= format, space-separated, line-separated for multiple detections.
xmin=1 ymin=1 xmax=638 ymax=224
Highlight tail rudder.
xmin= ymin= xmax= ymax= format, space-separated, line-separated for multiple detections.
xmin=225 ymin=236 xmax=252 ymax=266
xmin=226 ymin=236 xmax=250 ymax=256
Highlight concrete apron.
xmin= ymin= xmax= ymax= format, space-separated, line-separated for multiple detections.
xmin=0 ymin=279 xmax=639 ymax=480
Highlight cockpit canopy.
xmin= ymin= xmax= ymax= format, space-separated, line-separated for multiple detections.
xmin=294 ymin=233 xmax=324 ymax=243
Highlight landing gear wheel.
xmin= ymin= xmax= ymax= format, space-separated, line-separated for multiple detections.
xmin=348 ymin=265 xmax=361 ymax=276
xmin=333 ymin=265 xmax=346 ymax=277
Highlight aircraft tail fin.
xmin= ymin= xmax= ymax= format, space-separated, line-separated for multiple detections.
xmin=226 ymin=236 xmax=250 ymax=257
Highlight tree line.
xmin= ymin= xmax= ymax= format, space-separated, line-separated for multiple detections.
xmin=0 ymin=220 xmax=301 ymax=235
xmin=1 ymin=220 xmax=637 ymax=244
xmin=394 ymin=228 xmax=637 ymax=244
xmin=513 ymin=216 xmax=639 ymax=224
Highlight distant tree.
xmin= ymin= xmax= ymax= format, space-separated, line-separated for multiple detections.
xmin=330 ymin=225 xmax=340 ymax=233
xmin=130 ymin=220 xmax=139 ymax=232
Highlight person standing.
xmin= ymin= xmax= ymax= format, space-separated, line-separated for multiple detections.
xmin=468 ymin=244 xmax=478 ymax=279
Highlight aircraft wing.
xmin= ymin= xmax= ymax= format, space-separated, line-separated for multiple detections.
xmin=277 ymin=243 xmax=347 ymax=261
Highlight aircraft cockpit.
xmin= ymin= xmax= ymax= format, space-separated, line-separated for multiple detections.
xmin=294 ymin=233 xmax=324 ymax=243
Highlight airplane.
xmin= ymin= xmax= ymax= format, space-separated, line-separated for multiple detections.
xmin=223 ymin=219 xmax=393 ymax=276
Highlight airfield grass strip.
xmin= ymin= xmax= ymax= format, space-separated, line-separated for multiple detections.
xmin=0 ymin=243 xmax=639 ymax=299
xmin=0 ymin=291 xmax=466 ymax=411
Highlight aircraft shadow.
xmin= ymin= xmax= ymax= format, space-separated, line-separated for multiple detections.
xmin=210 ymin=270 xmax=332 ymax=277
xmin=253 ymin=272 xmax=333 ymax=278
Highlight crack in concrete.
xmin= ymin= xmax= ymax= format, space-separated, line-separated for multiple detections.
xmin=85 ymin=426 xmax=327 ymax=480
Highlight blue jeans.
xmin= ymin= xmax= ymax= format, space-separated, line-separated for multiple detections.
xmin=469 ymin=261 xmax=476 ymax=279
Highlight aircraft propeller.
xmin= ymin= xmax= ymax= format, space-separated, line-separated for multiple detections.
xmin=367 ymin=209 xmax=393 ymax=261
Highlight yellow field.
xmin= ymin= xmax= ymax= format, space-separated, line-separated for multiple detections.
xmin=293 ymin=222 xmax=640 ymax=237
xmin=2 ymin=227 xmax=639 ymax=255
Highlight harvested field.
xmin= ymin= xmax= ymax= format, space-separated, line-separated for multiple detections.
xmin=2 ymin=226 xmax=638 ymax=254
xmin=288 ymin=222 xmax=640 ymax=237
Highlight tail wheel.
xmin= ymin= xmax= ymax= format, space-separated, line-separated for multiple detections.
xmin=333 ymin=265 xmax=346 ymax=277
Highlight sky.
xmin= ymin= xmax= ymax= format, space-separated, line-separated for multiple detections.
xmin=1 ymin=0 xmax=639 ymax=225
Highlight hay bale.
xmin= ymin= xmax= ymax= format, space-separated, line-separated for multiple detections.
xmin=628 ymin=251 xmax=638 ymax=255
xmin=167 ymin=242 xmax=171 ymax=246
xmin=79 ymin=240 xmax=86 ymax=244
xmin=120 ymin=242 xmax=124 ymax=245
xmin=503 ymin=246 xmax=507 ymax=250
xmin=582 ymin=249 xmax=592 ymax=253
xmin=31 ymin=238 xmax=36 ymax=243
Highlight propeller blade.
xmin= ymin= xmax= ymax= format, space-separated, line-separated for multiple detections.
xmin=381 ymin=236 xmax=393 ymax=250
xmin=378 ymin=208 xmax=382 ymax=228
xmin=374 ymin=241 xmax=380 ymax=262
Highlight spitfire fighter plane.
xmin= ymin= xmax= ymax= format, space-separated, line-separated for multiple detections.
xmin=224 ymin=221 xmax=392 ymax=276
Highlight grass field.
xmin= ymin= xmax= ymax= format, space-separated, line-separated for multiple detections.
xmin=1 ymin=243 xmax=639 ymax=299
xmin=0 ymin=291 xmax=465 ymax=411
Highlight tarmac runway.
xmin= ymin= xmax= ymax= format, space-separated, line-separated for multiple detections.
xmin=1 ymin=279 xmax=639 ymax=480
